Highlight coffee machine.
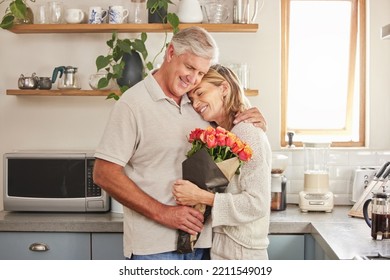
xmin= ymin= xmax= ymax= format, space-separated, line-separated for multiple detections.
xmin=299 ymin=142 xmax=334 ymax=212
xmin=271 ymin=154 xmax=288 ymax=211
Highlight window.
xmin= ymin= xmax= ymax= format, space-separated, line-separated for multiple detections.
xmin=281 ymin=0 xmax=366 ymax=147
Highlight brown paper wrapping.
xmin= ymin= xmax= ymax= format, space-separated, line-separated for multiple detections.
xmin=176 ymin=148 xmax=239 ymax=254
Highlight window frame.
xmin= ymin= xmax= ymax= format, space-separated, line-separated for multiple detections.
xmin=281 ymin=0 xmax=366 ymax=147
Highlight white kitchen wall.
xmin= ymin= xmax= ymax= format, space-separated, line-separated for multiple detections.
xmin=0 ymin=0 xmax=390 ymax=210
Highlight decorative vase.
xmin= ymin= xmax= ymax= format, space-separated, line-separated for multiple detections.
xmin=177 ymin=0 xmax=203 ymax=23
xmin=148 ymin=6 xmax=167 ymax=23
xmin=116 ymin=51 xmax=144 ymax=88
xmin=14 ymin=6 xmax=34 ymax=24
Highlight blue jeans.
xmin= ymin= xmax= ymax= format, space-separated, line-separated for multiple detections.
xmin=130 ymin=248 xmax=208 ymax=260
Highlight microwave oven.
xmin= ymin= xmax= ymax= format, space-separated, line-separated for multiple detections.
xmin=3 ymin=151 xmax=110 ymax=212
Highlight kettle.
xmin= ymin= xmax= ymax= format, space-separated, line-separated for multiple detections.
xmin=363 ymin=186 xmax=390 ymax=240
xmin=52 ymin=66 xmax=81 ymax=90
xmin=18 ymin=73 xmax=39 ymax=89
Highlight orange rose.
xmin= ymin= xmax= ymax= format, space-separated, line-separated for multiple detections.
xmin=188 ymin=128 xmax=203 ymax=142
xmin=238 ymin=145 xmax=253 ymax=161
xmin=225 ymin=131 xmax=237 ymax=148
xmin=215 ymin=130 xmax=227 ymax=146
xmin=231 ymin=138 xmax=245 ymax=154
xmin=200 ymin=126 xmax=215 ymax=143
xmin=206 ymin=134 xmax=217 ymax=149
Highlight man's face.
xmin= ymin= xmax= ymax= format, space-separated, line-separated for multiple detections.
xmin=165 ymin=45 xmax=211 ymax=100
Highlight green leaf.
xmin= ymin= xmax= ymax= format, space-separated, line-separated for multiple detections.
xmin=133 ymin=39 xmax=148 ymax=60
xmin=146 ymin=62 xmax=154 ymax=71
xmin=147 ymin=0 xmax=174 ymax=14
xmin=97 ymin=77 xmax=109 ymax=89
xmin=141 ymin=32 xmax=147 ymax=43
xmin=107 ymin=38 xmax=114 ymax=49
xmin=10 ymin=0 xmax=27 ymax=19
xmin=96 ymin=55 xmax=111 ymax=71
xmin=118 ymin=39 xmax=132 ymax=53
xmin=167 ymin=13 xmax=179 ymax=34
xmin=106 ymin=93 xmax=120 ymax=100
xmin=112 ymin=62 xmax=124 ymax=78
xmin=147 ymin=0 xmax=158 ymax=12
xmin=112 ymin=45 xmax=123 ymax=62
xmin=107 ymin=32 xmax=117 ymax=48
xmin=106 ymin=72 xmax=114 ymax=81
xmin=119 ymin=85 xmax=129 ymax=93
xmin=0 ymin=14 xmax=14 ymax=29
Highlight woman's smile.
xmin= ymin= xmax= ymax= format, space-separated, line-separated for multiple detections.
xmin=198 ymin=104 xmax=208 ymax=114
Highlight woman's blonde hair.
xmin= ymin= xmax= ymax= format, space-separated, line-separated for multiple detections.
xmin=200 ymin=64 xmax=247 ymax=129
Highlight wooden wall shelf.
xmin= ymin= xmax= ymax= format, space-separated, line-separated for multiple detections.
xmin=6 ymin=23 xmax=259 ymax=98
xmin=8 ymin=23 xmax=259 ymax=34
xmin=6 ymin=89 xmax=259 ymax=97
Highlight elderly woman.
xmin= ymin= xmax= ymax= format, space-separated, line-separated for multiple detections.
xmin=173 ymin=64 xmax=272 ymax=260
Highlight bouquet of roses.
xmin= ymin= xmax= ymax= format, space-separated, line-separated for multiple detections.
xmin=177 ymin=126 xmax=253 ymax=253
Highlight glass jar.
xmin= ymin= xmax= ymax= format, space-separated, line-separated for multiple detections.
xmin=89 ymin=72 xmax=117 ymax=90
xmin=303 ymin=142 xmax=331 ymax=193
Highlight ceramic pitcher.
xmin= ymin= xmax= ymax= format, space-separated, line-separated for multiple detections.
xmin=177 ymin=0 xmax=203 ymax=23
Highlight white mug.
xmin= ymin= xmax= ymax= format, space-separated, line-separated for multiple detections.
xmin=88 ymin=6 xmax=108 ymax=24
xmin=109 ymin=5 xmax=129 ymax=24
xmin=65 ymin=8 xmax=85 ymax=24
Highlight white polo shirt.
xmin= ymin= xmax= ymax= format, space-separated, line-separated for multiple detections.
xmin=95 ymin=73 xmax=211 ymax=257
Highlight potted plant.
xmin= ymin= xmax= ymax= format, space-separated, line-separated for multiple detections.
xmin=147 ymin=0 xmax=172 ymax=23
xmin=0 ymin=0 xmax=34 ymax=29
xmin=95 ymin=0 xmax=179 ymax=100
xmin=95 ymin=32 xmax=148 ymax=100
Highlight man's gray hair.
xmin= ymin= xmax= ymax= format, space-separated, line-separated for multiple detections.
xmin=170 ymin=26 xmax=219 ymax=65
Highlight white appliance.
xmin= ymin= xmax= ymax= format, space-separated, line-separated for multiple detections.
xmin=351 ymin=167 xmax=379 ymax=203
xmin=299 ymin=142 xmax=334 ymax=212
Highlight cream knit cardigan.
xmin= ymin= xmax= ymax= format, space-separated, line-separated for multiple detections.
xmin=212 ymin=122 xmax=272 ymax=249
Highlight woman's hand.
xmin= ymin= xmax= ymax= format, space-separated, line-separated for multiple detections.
xmin=234 ymin=107 xmax=267 ymax=131
xmin=172 ymin=180 xmax=215 ymax=206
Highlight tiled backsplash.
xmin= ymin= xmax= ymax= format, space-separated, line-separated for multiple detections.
xmin=273 ymin=149 xmax=390 ymax=205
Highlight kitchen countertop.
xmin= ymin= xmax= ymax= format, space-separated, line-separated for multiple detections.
xmin=0 ymin=205 xmax=389 ymax=260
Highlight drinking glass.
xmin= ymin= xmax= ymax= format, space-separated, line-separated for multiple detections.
xmin=49 ymin=1 xmax=64 ymax=24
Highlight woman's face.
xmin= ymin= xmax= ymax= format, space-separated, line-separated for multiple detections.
xmin=188 ymin=80 xmax=227 ymax=125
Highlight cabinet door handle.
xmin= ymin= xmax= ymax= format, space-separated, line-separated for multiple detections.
xmin=29 ymin=242 xmax=50 ymax=252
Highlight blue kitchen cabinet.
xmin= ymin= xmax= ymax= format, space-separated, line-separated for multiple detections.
xmin=304 ymin=234 xmax=330 ymax=260
xmin=268 ymin=234 xmax=305 ymax=260
xmin=0 ymin=232 xmax=90 ymax=260
xmin=268 ymin=234 xmax=329 ymax=260
xmin=91 ymin=233 xmax=124 ymax=260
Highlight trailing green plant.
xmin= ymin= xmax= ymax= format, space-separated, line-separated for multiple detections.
xmin=95 ymin=32 xmax=148 ymax=100
xmin=95 ymin=0 xmax=179 ymax=100
xmin=0 ymin=0 xmax=34 ymax=29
